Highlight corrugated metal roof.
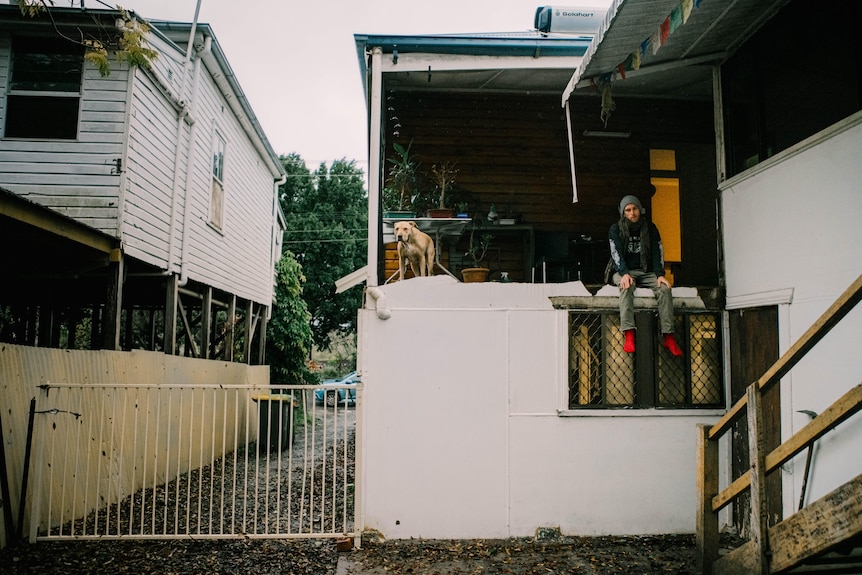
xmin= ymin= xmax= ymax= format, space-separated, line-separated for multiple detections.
xmin=564 ymin=0 xmax=789 ymax=101
xmin=355 ymin=31 xmax=595 ymax=96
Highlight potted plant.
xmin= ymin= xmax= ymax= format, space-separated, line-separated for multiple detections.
xmin=427 ymin=161 xmax=458 ymax=218
xmin=461 ymin=226 xmax=493 ymax=283
xmin=383 ymin=140 xmax=419 ymax=218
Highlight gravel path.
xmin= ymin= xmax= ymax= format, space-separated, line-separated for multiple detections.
xmin=0 ymin=399 xmax=707 ymax=574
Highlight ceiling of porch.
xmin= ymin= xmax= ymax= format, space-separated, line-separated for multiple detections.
xmin=565 ymin=0 xmax=790 ymax=100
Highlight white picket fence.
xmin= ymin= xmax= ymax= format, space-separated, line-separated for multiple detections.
xmin=27 ymin=383 xmax=358 ymax=541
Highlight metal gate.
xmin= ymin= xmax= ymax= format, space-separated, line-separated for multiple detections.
xmin=27 ymin=383 xmax=358 ymax=541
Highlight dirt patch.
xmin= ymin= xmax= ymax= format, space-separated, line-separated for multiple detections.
xmin=343 ymin=534 xmax=700 ymax=574
xmin=0 ymin=538 xmax=339 ymax=574
xmin=0 ymin=533 xmax=703 ymax=574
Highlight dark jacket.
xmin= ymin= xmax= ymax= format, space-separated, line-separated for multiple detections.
xmin=608 ymin=220 xmax=665 ymax=277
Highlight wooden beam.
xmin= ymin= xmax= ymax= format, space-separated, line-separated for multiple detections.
xmin=697 ymin=423 xmax=720 ymax=575
xmin=715 ymin=474 xmax=862 ymax=574
xmin=764 ymin=382 xmax=862 ymax=475
xmin=202 ymin=287 xmax=212 ymax=360
xmin=226 ymin=295 xmax=236 ymax=362
xmin=164 ymin=275 xmax=178 ymax=355
xmin=102 ymin=249 xmax=124 ymax=350
xmin=747 ymin=384 xmax=770 ymax=575
xmin=710 ymin=273 xmax=862 ymax=439
xmin=0 ymin=191 xmax=115 ymax=254
xmin=243 ymin=300 xmax=253 ymax=363
xmin=177 ymin=296 xmax=199 ymax=358
xmin=257 ymin=308 xmax=268 ymax=365
xmin=713 ymin=383 xmax=862 ymax=513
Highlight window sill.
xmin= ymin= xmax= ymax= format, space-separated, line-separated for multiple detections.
xmin=557 ymin=408 xmax=727 ymax=418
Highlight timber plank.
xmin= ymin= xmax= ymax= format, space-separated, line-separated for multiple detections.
xmin=747 ymin=384 xmax=770 ymax=575
xmin=697 ymin=424 xmax=720 ymax=575
xmin=713 ymin=383 xmax=862 ymax=513
xmin=710 ymin=274 xmax=862 ymax=440
xmin=715 ymin=473 xmax=862 ymax=574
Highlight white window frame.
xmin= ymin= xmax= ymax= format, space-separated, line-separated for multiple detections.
xmin=4 ymin=35 xmax=84 ymax=140
xmin=210 ymin=131 xmax=226 ymax=231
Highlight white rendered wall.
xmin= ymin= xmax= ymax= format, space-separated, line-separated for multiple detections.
xmin=357 ymin=277 xmax=722 ymax=539
xmin=721 ymin=114 xmax=862 ymax=518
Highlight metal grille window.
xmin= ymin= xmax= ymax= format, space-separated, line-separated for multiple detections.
xmin=568 ymin=310 xmax=723 ymax=409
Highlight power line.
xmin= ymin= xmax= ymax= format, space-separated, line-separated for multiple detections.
xmin=283 ymin=238 xmax=367 ymax=244
xmin=284 ymin=228 xmax=367 ymax=234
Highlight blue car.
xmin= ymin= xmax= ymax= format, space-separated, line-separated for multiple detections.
xmin=314 ymin=371 xmax=360 ymax=407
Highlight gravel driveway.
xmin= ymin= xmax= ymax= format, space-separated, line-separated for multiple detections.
xmin=0 ymin=397 xmax=706 ymax=574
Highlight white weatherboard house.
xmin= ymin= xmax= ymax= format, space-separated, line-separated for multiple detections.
xmin=0 ymin=5 xmax=285 ymax=546
xmin=350 ymin=0 xmax=862 ymax=555
xmin=0 ymin=4 xmax=285 ymax=359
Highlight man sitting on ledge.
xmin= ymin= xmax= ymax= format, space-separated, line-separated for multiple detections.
xmin=608 ymin=194 xmax=683 ymax=357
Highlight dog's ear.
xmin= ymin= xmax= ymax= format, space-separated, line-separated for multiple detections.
xmin=409 ymin=221 xmax=417 ymax=228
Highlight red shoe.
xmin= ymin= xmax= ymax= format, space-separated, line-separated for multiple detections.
xmin=663 ymin=333 xmax=683 ymax=357
xmin=624 ymin=329 xmax=636 ymax=353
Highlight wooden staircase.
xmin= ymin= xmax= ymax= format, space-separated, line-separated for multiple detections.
xmin=697 ymin=274 xmax=862 ymax=575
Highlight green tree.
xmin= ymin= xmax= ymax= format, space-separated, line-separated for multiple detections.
xmin=266 ymin=252 xmax=314 ymax=384
xmin=279 ymin=155 xmax=367 ymax=350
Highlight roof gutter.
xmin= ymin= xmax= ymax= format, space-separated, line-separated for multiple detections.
xmin=355 ymin=32 xmax=593 ymax=96
xmin=200 ymin=33 xmax=284 ymax=179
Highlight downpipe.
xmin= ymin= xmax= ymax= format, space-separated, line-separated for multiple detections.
xmin=366 ymin=286 xmax=391 ymax=320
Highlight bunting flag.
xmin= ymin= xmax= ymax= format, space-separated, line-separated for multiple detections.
xmin=593 ymin=0 xmax=707 ymax=124
xmin=682 ymin=0 xmax=693 ymax=23
xmin=670 ymin=5 xmax=683 ymax=33
xmin=660 ymin=17 xmax=671 ymax=45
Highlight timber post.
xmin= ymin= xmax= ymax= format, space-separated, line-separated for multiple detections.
xmin=696 ymin=423 xmax=719 ymax=574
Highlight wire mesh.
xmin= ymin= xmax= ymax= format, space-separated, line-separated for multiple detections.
xmin=569 ymin=312 xmax=634 ymax=407
xmin=570 ymin=311 xmax=723 ymax=408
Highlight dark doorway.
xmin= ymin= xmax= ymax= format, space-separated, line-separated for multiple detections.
xmin=728 ymin=306 xmax=782 ymax=535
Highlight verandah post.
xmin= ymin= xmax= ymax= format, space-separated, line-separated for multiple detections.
xmin=696 ymin=423 xmax=719 ymax=574
xmin=747 ymin=383 xmax=771 ymax=575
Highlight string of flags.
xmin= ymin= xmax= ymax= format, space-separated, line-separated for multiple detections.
xmin=592 ymin=0 xmax=704 ymax=125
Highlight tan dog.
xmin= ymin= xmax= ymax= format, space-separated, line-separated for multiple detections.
xmin=394 ymin=221 xmax=435 ymax=280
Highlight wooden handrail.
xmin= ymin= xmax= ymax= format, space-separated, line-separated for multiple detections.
xmin=698 ymin=274 xmax=862 ymax=575
xmin=709 ymin=273 xmax=862 ymax=440
xmin=711 ymin=382 xmax=862 ymax=512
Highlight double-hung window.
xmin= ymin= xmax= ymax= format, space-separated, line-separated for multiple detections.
xmin=5 ymin=36 xmax=83 ymax=140
xmin=210 ymin=133 xmax=226 ymax=230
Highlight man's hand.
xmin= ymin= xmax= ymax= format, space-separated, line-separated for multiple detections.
xmin=620 ymin=274 xmax=634 ymax=289
xmin=657 ymin=276 xmax=671 ymax=288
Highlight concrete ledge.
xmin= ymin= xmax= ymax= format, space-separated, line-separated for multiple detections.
xmin=550 ymin=284 xmax=708 ymax=310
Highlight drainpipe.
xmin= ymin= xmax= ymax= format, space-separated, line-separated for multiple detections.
xmin=167 ymin=0 xmax=203 ymax=275
xmin=365 ymin=286 xmax=391 ymax=320
xmin=270 ymin=172 xmax=287 ymax=319
xmin=178 ymin=33 xmax=211 ymax=287
xmin=366 ymin=47 xmax=383 ymax=288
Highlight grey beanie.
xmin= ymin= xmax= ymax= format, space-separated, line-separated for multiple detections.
xmin=619 ymin=195 xmax=643 ymax=216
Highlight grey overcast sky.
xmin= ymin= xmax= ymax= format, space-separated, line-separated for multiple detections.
xmin=122 ymin=0 xmax=610 ymax=172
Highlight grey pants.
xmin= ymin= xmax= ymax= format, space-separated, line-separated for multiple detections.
xmin=613 ymin=270 xmax=675 ymax=334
